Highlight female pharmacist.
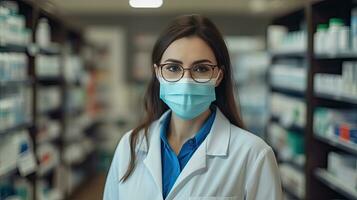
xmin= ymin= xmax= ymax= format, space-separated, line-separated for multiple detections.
xmin=103 ymin=14 xmax=283 ymax=200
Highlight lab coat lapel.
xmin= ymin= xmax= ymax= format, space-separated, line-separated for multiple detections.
xmin=142 ymin=110 xmax=171 ymax=197
xmin=165 ymin=141 xmax=207 ymax=200
xmin=166 ymin=108 xmax=231 ymax=200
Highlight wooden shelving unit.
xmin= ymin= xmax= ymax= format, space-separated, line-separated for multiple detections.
xmin=267 ymin=0 xmax=357 ymax=199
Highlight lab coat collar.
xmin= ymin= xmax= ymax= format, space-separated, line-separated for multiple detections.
xmin=206 ymin=107 xmax=231 ymax=156
xmin=138 ymin=107 xmax=231 ymax=157
xmin=141 ymin=107 xmax=231 ymax=200
xmin=135 ymin=109 xmax=171 ymax=153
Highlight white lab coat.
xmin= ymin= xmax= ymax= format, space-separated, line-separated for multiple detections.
xmin=103 ymin=108 xmax=283 ymax=200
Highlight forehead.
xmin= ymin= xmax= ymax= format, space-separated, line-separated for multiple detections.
xmin=160 ymin=36 xmax=217 ymax=64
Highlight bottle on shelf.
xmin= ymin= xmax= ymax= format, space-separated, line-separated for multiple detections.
xmin=314 ymin=24 xmax=328 ymax=54
xmin=326 ymin=18 xmax=344 ymax=55
xmin=0 ymin=2 xmax=31 ymax=46
xmin=351 ymin=7 xmax=357 ymax=52
xmin=36 ymin=18 xmax=51 ymax=49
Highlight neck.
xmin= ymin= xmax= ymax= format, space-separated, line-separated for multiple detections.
xmin=168 ymin=108 xmax=211 ymax=147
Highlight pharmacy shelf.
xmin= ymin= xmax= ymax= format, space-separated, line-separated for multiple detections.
xmin=37 ymin=77 xmax=64 ymax=85
xmin=272 ymin=146 xmax=305 ymax=172
xmin=39 ymin=47 xmax=61 ymax=55
xmin=0 ymin=79 xmax=33 ymax=86
xmin=315 ymin=52 xmax=357 ymax=60
xmin=268 ymin=0 xmax=357 ymax=199
xmin=283 ymin=185 xmax=302 ymax=200
xmin=0 ymin=122 xmax=32 ymax=135
xmin=65 ymin=108 xmax=85 ymax=117
xmin=314 ymin=133 xmax=357 ymax=156
xmin=36 ymin=135 xmax=61 ymax=145
xmin=283 ymin=159 xmax=305 ymax=172
xmin=271 ymin=86 xmax=305 ymax=98
xmin=38 ymin=164 xmax=58 ymax=178
xmin=0 ymin=1 xmax=98 ymax=200
xmin=315 ymin=169 xmax=357 ymax=200
xmin=0 ymin=44 xmax=28 ymax=53
xmin=269 ymin=51 xmax=307 ymax=59
xmin=65 ymin=80 xmax=83 ymax=88
xmin=0 ymin=167 xmax=18 ymax=180
xmin=270 ymin=115 xmax=305 ymax=134
xmin=38 ymin=108 xmax=63 ymax=120
xmin=65 ymin=148 xmax=95 ymax=167
xmin=315 ymin=92 xmax=357 ymax=105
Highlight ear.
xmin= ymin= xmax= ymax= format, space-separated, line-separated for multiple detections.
xmin=154 ymin=64 xmax=160 ymax=79
xmin=215 ymin=68 xmax=224 ymax=87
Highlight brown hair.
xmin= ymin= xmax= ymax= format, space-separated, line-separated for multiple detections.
xmin=120 ymin=14 xmax=245 ymax=182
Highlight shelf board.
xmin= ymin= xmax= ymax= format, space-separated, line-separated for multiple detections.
xmin=314 ymin=133 xmax=357 ymax=155
xmin=0 ymin=44 xmax=28 ymax=52
xmin=39 ymin=47 xmax=61 ymax=55
xmin=0 ymin=79 xmax=33 ymax=86
xmin=0 ymin=122 xmax=32 ymax=135
xmin=37 ymin=77 xmax=64 ymax=85
xmin=315 ymin=92 xmax=357 ymax=105
xmin=38 ymin=108 xmax=63 ymax=119
xmin=273 ymin=146 xmax=305 ymax=173
xmin=271 ymin=85 xmax=305 ymax=98
xmin=283 ymin=184 xmax=302 ymax=200
xmin=315 ymin=168 xmax=357 ymax=200
xmin=269 ymin=51 xmax=306 ymax=58
xmin=38 ymin=164 xmax=58 ymax=178
xmin=282 ymin=159 xmax=305 ymax=172
xmin=65 ymin=108 xmax=84 ymax=117
xmin=65 ymin=80 xmax=82 ymax=87
xmin=270 ymin=116 xmax=305 ymax=134
xmin=66 ymin=152 xmax=93 ymax=167
xmin=315 ymin=52 xmax=357 ymax=60
xmin=0 ymin=167 xmax=18 ymax=180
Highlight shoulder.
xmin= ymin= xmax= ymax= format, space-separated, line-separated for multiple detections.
xmin=111 ymin=130 xmax=133 ymax=167
xmin=115 ymin=119 xmax=159 ymax=157
xmin=229 ymin=124 xmax=273 ymax=160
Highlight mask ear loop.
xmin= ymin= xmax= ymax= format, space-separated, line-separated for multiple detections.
xmin=154 ymin=64 xmax=162 ymax=83
xmin=211 ymin=69 xmax=222 ymax=85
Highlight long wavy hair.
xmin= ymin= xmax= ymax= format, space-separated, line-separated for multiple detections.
xmin=120 ymin=14 xmax=245 ymax=182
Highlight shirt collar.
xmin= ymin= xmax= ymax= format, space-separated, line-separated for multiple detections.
xmin=159 ymin=111 xmax=171 ymax=149
xmin=138 ymin=106 xmax=231 ymax=157
xmin=159 ymin=106 xmax=216 ymax=149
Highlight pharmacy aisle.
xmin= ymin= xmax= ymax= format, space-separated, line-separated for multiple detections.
xmin=266 ymin=0 xmax=357 ymax=199
xmin=0 ymin=1 xmax=110 ymax=200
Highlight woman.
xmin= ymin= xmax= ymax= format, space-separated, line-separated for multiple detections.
xmin=104 ymin=14 xmax=282 ymax=200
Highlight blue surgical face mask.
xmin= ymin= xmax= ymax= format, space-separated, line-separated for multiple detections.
xmin=159 ymin=73 xmax=220 ymax=120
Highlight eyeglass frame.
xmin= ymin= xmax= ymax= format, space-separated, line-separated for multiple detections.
xmin=156 ymin=63 xmax=221 ymax=83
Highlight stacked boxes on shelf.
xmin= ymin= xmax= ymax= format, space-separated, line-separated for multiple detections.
xmin=314 ymin=107 xmax=357 ymax=145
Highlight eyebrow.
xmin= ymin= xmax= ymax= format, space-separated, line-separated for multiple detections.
xmin=164 ymin=59 xmax=213 ymax=65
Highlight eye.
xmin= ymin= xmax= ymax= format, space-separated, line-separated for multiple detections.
xmin=193 ymin=64 xmax=211 ymax=73
xmin=164 ymin=64 xmax=182 ymax=72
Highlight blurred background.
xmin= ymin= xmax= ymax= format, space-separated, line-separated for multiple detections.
xmin=0 ymin=0 xmax=357 ymax=199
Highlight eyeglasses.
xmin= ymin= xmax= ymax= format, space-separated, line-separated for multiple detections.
xmin=157 ymin=63 xmax=219 ymax=83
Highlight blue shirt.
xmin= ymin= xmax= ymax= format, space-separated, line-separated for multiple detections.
xmin=160 ymin=107 xmax=216 ymax=199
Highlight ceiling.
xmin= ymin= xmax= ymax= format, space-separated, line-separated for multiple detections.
xmin=46 ymin=0 xmax=305 ymax=16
